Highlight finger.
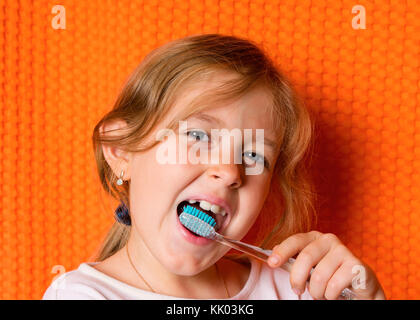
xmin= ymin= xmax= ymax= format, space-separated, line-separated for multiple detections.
xmin=289 ymin=235 xmax=340 ymax=296
xmin=268 ymin=231 xmax=323 ymax=268
xmin=308 ymin=245 xmax=348 ymax=299
xmin=324 ymin=260 xmax=359 ymax=300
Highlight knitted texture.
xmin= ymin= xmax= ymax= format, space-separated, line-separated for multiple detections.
xmin=0 ymin=0 xmax=418 ymax=299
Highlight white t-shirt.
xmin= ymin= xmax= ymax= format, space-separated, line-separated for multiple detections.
xmin=42 ymin=258 xmax=313 ymax=300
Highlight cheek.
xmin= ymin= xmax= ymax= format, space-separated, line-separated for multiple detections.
xmin=230 ymin=180 xmax=271 ymax=237
xmin=128 ymin=147 xmax=195 ymax=225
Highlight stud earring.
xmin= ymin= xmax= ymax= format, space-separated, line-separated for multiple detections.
xmin=116 ymin=170 xmax=124 ymax=186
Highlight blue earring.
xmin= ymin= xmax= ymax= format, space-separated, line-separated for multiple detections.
xmin=115 ymin=201 xmax=131 ymax=226
xmin=114 ymin=170 xmax=131 ymax=225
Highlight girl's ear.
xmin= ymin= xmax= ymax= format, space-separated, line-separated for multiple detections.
xmin=99 ymin=119 xmax=132 ymax=180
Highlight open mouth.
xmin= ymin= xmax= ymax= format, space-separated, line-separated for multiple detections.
xmin=176 ymin=200 xmax=227 ymax=237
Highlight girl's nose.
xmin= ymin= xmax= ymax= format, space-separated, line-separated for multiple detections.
xmin=206 ymin=163 xmax=242 ymax=189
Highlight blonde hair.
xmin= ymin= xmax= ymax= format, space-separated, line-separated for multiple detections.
xmin=92 ymin=34 xmax=316 ymax=261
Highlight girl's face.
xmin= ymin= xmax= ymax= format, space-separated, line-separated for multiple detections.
xmin=128 ymin=73 xmax=280 ymax=275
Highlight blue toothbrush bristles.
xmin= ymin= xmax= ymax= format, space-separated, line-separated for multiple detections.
xmin=179 ymin=204 xmax=217 ymax=239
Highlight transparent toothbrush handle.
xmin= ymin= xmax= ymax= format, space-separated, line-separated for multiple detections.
xmin=214 ymin=236 xmax=356 ymax=300
xmin=214 ymin=235 xmax=273 ymax=262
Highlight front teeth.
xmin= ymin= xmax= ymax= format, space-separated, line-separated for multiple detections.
xmin=210 ymin=204 xmax=221 ymax=214
xmin=188 ymin=199 xmax=226 ymax=216
xmin=199 ymin=200 xmax=212 ymax=211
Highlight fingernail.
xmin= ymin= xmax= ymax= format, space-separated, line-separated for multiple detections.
xmin=293 ymin=288 xmax=302 ymax=296
xmin=268 ymin=254 xmax=280 ymax=266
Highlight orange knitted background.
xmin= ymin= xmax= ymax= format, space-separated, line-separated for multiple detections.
xmin=0 ymin=0 xmax=418 ymax=300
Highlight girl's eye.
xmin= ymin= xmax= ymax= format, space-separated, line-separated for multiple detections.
xmin=243 ymin=151 xmax=269 ymax=169
xmin=186 ymin=130 xmax=210 ymax=142
xmin=185 ymin=132 xmax=269 ymax=169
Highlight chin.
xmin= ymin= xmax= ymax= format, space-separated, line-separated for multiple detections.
xmin=161 ymin=255 xmax=213 ymax=276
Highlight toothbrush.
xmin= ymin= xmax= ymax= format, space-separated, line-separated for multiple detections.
xmin=179 ymin=205 xmax=356 ymax=300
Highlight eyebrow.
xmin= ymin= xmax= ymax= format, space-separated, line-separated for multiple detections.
xmin=188 ymin=112 xmax=279 ymax=150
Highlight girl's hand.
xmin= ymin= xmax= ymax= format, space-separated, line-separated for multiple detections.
xmin=267 ymin=231 xmax=386 ymax=300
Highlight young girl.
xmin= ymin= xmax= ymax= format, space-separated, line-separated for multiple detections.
xmin=43 ymin=34 xmax=385 ymax=300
